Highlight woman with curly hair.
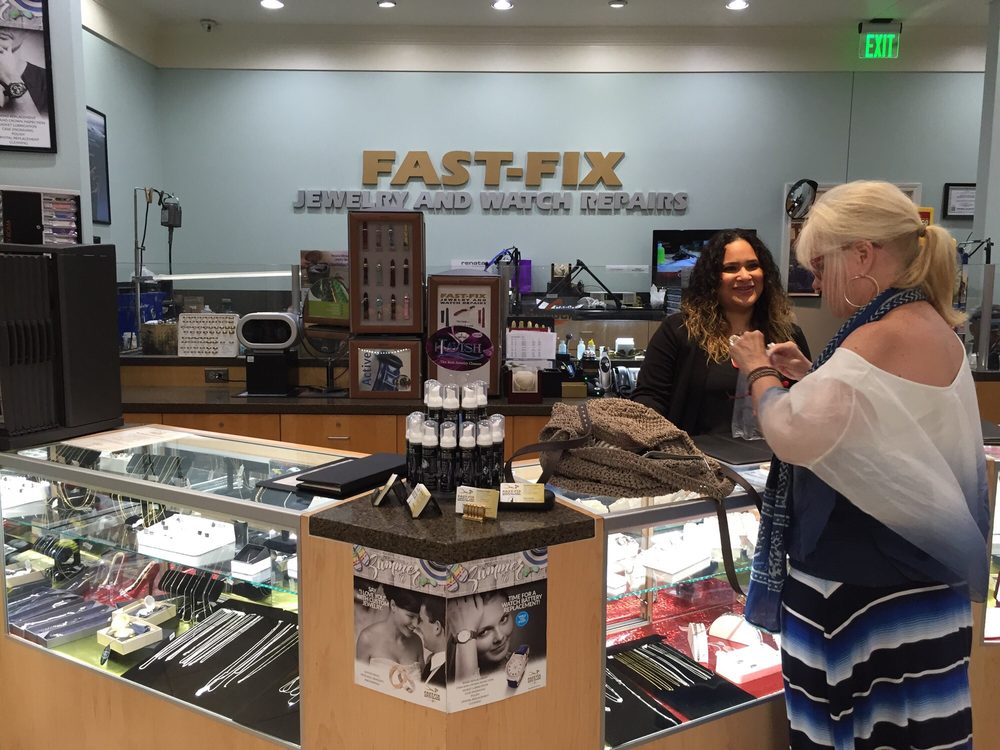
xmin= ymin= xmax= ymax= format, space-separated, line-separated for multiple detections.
xmin=632 ymin=229 xmax=810 ymax=435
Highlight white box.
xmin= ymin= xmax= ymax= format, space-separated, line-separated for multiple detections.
xmin=714 ymin=644 xmax=782 ymax=684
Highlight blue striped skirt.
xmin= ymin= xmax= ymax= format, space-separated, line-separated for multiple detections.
xmin=780 ymin=567 xmax=973 ymax=750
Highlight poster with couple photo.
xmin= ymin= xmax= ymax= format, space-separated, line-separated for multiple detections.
xmin=0 ymin=0 xmax=56 ymax=152
xmin=352 ymin=546 xmax=548 ymax=712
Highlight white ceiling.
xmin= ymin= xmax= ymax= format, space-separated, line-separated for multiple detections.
xmin=93 ymin=0 xmax=989 ymax=29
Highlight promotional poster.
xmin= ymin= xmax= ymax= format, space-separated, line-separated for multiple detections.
xmin=301 ymin=250 xmax=350 ymax=325
xmin=352 ymin=546 xmax=548 ymax=712
xmin=0 ymin=0 xmax=55 ymax=152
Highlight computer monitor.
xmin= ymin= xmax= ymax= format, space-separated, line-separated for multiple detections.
xmin=652 ymin=229 xmax=725 ymax=288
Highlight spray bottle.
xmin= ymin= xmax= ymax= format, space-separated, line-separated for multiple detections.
xmin=442 ymin=384 xmax=461 ymax=426
xmin=406 ymin=411 xmax=425 ymax=484
xmin=425 ymin=382 xmax=443 ymax=424
xmin=476 ymin=381 xmax=489 ymax=422
xmin=477 ymin=419 xmax=494 ymax=488
xmin=439 ymin=422 xmax=457 ymax=493
xmin=489 ymin=414 xmax=506 ymax=488
xmin=461 ymin=383 xmax=479 ymax=426
xmin=422 ymin=420 xmax=440 ymax=492
xmin=458 ymin=422 xmax=478 ymax=487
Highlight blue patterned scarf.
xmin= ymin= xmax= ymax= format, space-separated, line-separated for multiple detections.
xmin=744 ymin=286 xmax=929 ymax=632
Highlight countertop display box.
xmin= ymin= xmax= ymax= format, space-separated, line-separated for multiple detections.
xmin=348 ymin=211 xmax=425 ymax=335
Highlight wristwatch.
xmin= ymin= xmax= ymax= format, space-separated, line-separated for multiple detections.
xmin=3 ymin=81 xmax=27 ymax=99
xmin=455 ymin=629 xmax=472 ymax=644
xmin=505 ymin=644 xmax=530 ymax=688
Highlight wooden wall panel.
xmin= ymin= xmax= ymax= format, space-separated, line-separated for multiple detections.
xmin=159 ymin=412 xmax=280 ymax=440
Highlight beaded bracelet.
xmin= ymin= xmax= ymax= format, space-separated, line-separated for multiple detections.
xmin=746 ymin=366 xmax=782 ymax=389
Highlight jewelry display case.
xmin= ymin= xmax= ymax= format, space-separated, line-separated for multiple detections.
xmin=0 ymin=425 xmax=353 ymax=748
xmin=348 ymin=210 xmax=425 ymax=334
xmin=515 ymin=460 xmax=782 ymax=749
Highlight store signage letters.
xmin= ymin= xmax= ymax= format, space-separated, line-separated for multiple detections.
xmin=293 ymin=149 xmax=689 ymax=215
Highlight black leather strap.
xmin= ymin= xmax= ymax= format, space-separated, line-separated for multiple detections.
xmin=503 ymin=403 xmax=592 ymax=483
xmin=711 ymin=463 xmax=763 ymax=596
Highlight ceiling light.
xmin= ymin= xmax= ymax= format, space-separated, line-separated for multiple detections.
xmin=725 ymin=0 xmax=749 ymax=9
xmin=260 ymin=0 xmax=284 ymax=9
xmin=608 ymin=0 xmax=627 ymax=6
xmin=377 ymin=0 xmax=396 ymax=6
xmin=491 ymin=0 xmax=513 ymax=10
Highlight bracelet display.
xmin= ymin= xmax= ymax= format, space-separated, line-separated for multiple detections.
xmin=745 ymin=366 xmax=782 ymax=389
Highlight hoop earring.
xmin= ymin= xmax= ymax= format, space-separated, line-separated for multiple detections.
xmin=844 ymin=274 xmax=880 ymax=309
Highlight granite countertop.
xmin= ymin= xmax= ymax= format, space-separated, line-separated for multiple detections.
xmin=309 ymin=495 xmax=595 ymax=563
xmin=122 ymin=385 xmax=574 ymax=416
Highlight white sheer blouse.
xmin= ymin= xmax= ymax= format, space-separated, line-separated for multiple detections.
xmin=758 ymin=346 xmax=990 ymax=597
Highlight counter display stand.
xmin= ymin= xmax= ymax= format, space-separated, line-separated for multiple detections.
xmin=0 ymin=425 xmax=354 ymax=749
xmin=4 ymin=430 xmax=1000 ymax=749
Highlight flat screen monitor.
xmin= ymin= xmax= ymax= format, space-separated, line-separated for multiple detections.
xmin=651 ymin=229 xmax=757 ymax=288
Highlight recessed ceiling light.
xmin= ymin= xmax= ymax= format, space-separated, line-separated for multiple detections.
xmin=491 ymin=0 xmax=513 ymax=10
xmin=260 ymin=0 xmax=284 ymax=9
xmin=608 ymin=0 xmax=627 ymax=7
xmin=725 ymin=0 xmax=749 ymax=9
xmin=377 ymin=0 xmax=396 ymax=7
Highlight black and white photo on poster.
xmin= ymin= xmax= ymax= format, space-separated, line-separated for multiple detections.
xmin=0 ymin=0 xmax=56 ymax=152
xmin=446 ymin=579 xmax=547 ymax=711
xmin=353 ymin=578 xmax=449 ymax=710
xmin=351 ymin=546 xmax=549 ymax=712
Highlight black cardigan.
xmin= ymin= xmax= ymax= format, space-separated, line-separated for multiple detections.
xmin=631 ymin=312 xmax=812 ymax=435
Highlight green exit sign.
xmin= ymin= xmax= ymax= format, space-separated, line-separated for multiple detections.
xmin=860 ymin=32 xmax=899 ymax=58
xmin=858 ymin=21 xmax=902 ymax=59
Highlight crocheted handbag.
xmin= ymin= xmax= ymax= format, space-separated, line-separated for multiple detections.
xmin=505 ymin=398 xmax=761 ymax=594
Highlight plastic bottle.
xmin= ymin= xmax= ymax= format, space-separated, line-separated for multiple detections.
xmin=423 ymin=379 xmax=440 ymax=417
xmin=558 ymin=337 xmax=568 ymax=355
xmin=442 ymin=384 xmax=461 ymax=426
xmin=422 ymin=420 xmax=440 ymax=492
xmin=425 ymin=381 xmax=443 ymax=424
xmin=439 ymin=422 xmax=457 ymax=493
xmin=476 ymin=381 xmax=489 ymax=422
xmin=406 ymin=412 xmax=425 ymax=484
xmin=461 ymin=384 xmax=479 ymax=425
xmin=477 ymin=419 xmax=494 ymax=488
xmin=576 ymin=338 xmax=586 ymax=361
xmin=458 ymin=422 xmax=478 ymax=487
xmin=586 ymin=338 xmax=597 ymax=358
xmin=489 ymin=414 xmax=506 ymax=488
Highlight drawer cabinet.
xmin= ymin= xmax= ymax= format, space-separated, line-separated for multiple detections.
xmin=159 ymin=413 xmax=280 ymax=440
xmin=280 ymin=414 xmax=397 ymax=454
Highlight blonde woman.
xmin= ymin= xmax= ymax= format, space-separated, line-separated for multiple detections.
xmin=731 ymin=180 xmax=989 ymax=750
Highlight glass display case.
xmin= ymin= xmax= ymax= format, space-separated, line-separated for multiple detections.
xmin=517 ymin=461 xmax=781 ymax=749
xmin=0 ymin=425 xmax=350 ymax=748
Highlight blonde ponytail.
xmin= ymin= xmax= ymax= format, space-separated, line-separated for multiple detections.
xmin=895 ymin=224 xmax=964 ymax=326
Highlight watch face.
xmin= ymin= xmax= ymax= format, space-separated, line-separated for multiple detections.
xmin=506 ymin=653 xmax=527 ymax=678
xmin=6 ymin=82 xmax=26 ymax=98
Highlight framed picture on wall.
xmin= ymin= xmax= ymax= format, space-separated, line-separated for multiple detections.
xmin=0 ymin=0 xmax=57 ymax=153
xmin=942 ymin=183 xmax=975 ymax=219
xmin=86 ymin=107 xmax=111 ymax=224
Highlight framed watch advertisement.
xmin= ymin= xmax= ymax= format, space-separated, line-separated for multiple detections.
xmin=427 ymin=273 xmax=503 ymax=396
xmin=348 ymin=338 xmax=422 ymax=399
xmin=348 ymin=211 xmax=425 ymax=335
xmin=0 ymin=0 xmax=57 ymax=153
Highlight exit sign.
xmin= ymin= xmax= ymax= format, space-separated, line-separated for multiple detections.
xmin=858 ymin=21 xmax=902 ymax=59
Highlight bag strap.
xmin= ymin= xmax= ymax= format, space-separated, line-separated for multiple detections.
xmin=503 ymin=403 xmax=592 ymax=483
xmin=711 ymin=463 xmax=763 ymax=596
